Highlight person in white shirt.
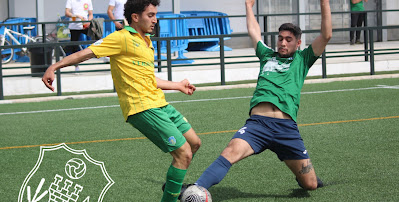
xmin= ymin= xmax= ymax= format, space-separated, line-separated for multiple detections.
xmin=107 ymin=0 xmax=127 ymax=30
xmin=65 ymin=0 xmax=93 ymax=71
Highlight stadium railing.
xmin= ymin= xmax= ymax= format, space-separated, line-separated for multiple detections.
xmin=1 ymin=9 xmax=399 ymax=100
xmin=154 ymin=12 xmax=193 ymax=65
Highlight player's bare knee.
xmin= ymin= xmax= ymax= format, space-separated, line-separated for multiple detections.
xmin=220 ymin=146 xmax=234 ymax=157
xmin=183 ymin=148 xmax=193 ymax=165
xmin=220 ymin=146 xmax=241 ymax=164
xmin=191 ymin=138 xmax=201 ymax=154
xmin=173 ymin=143 xmax=193 ymax=166
xmin=176 ymin=150 xmax=192 ymax=167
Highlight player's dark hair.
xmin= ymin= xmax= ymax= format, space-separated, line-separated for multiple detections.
xmin=124 ymin=0 xmax=160 ymax=24
xmin=279 ymin=23 xmax=302 ymax=39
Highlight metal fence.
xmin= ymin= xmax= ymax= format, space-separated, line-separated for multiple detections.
xmin=1 ymin=10 xmax=399 ymax=100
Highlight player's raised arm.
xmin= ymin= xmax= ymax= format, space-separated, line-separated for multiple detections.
xmin=246 ymin=0 xmax=262 ymax=49
xmin=42 ymin=48 xmax=96 ymax=91
xmin=311 ymin=0 xmax=332 ymax=56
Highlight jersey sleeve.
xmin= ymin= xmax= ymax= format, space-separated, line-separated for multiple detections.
xmin=88 ymin=0 xmax=94 ymax=10
xmin=256 ymin=40 xmax=274 ymax=59
xmin=65 ymin=0 xmax=72 ymax=9
xmin=108 ymin=0 xmax=116 ymax=6
xmin=300 ymin=45 xmax=320 ymax=68
xmin=88 ymin=31 xmax=122 ymax=58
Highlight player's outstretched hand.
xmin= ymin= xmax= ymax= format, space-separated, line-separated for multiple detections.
xmin=246 ymin=0 xmax=255 ymax=7
xmin=42 ymin=68 xmax=55 ymax=92
xmin=180 ymin=79 xmax=196 ymax=95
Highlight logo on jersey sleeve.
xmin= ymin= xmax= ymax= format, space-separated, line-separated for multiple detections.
xmin=168 ymin=136 xmax=177 ymax=145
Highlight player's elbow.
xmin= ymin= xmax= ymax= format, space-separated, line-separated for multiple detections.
xmin=324 ymin=33 xmax=332 ymax=42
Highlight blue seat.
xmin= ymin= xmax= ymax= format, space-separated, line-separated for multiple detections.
xmin=180 ymin=11 xmax=233 ymax=51
xmin=154 ymin=12 xmax=193 ymax=64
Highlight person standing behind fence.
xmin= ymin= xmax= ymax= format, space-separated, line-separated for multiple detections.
xmin=350 ymin=0 xmax=368 ymax=45
xmin=107 ymin=0 xmax=127 ymax=31
xmin=65 ymin=0 xmax=93 ymax=71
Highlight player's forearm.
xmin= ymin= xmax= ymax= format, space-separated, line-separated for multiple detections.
xmin=246 ymin=0 xmax=262 ymax=47
xmin=351 ymin=0 xmax=362 ymax=4
xmin=48 ymin=49 xmax=95 ymax=72
xmin=155 ymin=77 xmax=179 ymax=90
xmin=320 ymin=0 xmax=332 ymax=41
xmin=246 ymin=4 xmax=260 ymax=37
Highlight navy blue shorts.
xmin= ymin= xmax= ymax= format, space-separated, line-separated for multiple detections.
xmin=232 ymin=115 xmax=309 ymax=161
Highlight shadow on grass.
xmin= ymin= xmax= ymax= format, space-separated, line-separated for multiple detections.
xmin=142 ymin=177 xmax=342 ymax=201
xmin=210 ymin=186 xmax=311 ymax=201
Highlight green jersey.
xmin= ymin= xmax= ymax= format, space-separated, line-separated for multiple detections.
xmin=350 ymin=1 xmax=365 ymax=11
xmin=250 ymin=41 xmax=319 ymax=122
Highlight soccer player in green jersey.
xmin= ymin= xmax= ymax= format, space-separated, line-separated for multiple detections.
xmin=42 ymin=0 xmax=201 ymax=201
xmin=193 ymin=0 xmax=332 ymax=192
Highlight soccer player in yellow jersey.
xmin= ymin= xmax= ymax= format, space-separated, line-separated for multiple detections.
xmin=42 ymin=0 xmax=201 ymax=201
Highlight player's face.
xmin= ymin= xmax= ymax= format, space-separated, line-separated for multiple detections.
xmin=277 ymin=31 xmax=301 ymax=58
xmin=136 ymin=4 xmax=158 ymax=34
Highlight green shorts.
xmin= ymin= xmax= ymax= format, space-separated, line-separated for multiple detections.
xmin=127 ymin=105 xmax=191 ymax=153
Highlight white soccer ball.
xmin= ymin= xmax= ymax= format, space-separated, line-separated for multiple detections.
xmin=180 ymin=185 xmax=212 ymax=202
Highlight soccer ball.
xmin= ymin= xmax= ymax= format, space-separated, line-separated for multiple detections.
xmin=180 ymin=185 xmax=212 ymax=202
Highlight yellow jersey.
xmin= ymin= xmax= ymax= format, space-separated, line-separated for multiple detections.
xmin=88 ymin=26 xmax=168 ymax=121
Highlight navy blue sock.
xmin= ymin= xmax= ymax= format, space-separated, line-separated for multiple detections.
xmin=195 ymin=155 xmax=232 ymax=189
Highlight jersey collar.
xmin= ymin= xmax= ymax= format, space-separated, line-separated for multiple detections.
xmin=124 ymin=26 xmax=153 ymax=36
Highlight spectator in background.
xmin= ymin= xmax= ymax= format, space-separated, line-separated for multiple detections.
xmin=107 ymin=0 xmax=127 ymax=31
xmin=350 ymin=0 xmax=368 ymax=45
xmin=65 ymin=0 xmax=93 ymax=71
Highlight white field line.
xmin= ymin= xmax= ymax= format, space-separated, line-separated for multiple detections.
xmin=0 ymin=85 xmax=398 ymax=116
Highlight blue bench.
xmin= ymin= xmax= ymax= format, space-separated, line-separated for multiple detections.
xmin=180 ymin=11 xmax=233 ymax=51
xmin=154 ymin=12 xmax=193 ymax=64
